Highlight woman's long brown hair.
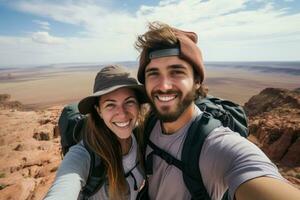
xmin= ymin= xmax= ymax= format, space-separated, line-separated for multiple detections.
xmin=83 ymin=96 xmax=146 ymax=200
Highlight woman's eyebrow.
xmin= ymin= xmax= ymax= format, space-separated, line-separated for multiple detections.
xmin=125 ymin=96 xmax=136 ymax=101
xmin=103 ymin=96 xmax=136 ymax=103
xmin=103 ymin=99 xmax=116 ymax=103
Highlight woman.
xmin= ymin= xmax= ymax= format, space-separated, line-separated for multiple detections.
xmin=45 ymin=65 xmax=147 ymax=200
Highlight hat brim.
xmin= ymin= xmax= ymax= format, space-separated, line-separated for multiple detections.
xmin=78 ymin=84 xmax=147 ymax=114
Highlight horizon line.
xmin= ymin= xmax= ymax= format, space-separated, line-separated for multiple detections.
xmin=1 ymin=60 xmax=300 ymax=69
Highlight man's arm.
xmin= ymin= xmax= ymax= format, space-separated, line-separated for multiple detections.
xmin=235 ymin=176 xmax=300 ymax=200
xmin=200 ymin=127 xmax=299 ymax=200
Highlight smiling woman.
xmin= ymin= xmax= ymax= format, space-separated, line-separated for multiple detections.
xmin=97 ymin=88 xmax=140 ymax=139
xmin=44 ymin=65 xmax=147 ymax=200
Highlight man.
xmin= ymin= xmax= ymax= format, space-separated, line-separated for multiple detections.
xmin=135 ymin=22 xmax=300 ymax=200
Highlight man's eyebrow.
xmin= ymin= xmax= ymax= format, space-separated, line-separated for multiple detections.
xmin=145 ymin=67 xmax=158 ymax=73
xmin=168 ymin=64 xmax=187 ymax=70
xmin=146 ymin=64 xmax=187 ymax=72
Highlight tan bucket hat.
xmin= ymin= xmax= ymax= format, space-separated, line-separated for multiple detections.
xmin=78 ymin=65 xmax=147 ymax=114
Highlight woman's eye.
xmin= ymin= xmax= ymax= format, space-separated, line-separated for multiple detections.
xmin=105 ymin=104 xmax=115 ymax=109
xmin=126 ymin=100 xmax=137 ymax=105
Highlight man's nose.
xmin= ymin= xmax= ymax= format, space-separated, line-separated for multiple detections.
xmin=157 ymin=76 xmax=173 ymax=91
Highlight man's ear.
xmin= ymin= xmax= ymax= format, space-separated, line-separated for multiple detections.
xmin=94 ymin=105 xmax=102 ymax=118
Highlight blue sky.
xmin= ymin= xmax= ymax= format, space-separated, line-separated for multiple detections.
xmin=0 ymin=0 xmax=299 ymax=67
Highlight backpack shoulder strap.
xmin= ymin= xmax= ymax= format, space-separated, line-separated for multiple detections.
xmin=147 ymin=139 xmax=184 ymax=171
xmin=181 ymin=112 xmax=222 ymax=200
xmin=81 ymin=139 xmax=106 ymax=199
xmin=144 ymin=112 xmax=158 ymax=139
xmin=143 ymin=112 xmax=159 ymax=175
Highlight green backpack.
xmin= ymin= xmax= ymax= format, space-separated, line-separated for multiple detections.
xmin=58 ymin=103 xmax=86 ymax=155
xmin=58 ymin=103 xmax=105 ymax=198
xmin=144 ymin=96 xmax=248 ymax=200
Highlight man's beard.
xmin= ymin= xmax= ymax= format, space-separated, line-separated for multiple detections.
xmin=149 ymin=88 xmax=196 ymax=122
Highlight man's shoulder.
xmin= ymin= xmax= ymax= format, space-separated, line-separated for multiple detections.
xmin=207 ymin=126 xmax=241 ymax=138
xmin=203 ymin=126 xmax=247 ymax=149
xmin=200 ymin=125 xmax=265 ymax=163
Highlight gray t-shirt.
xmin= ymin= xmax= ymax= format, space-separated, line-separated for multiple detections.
xmin=146 ymin=105 xmax=284 ymax=200
xmin=45 ymin=134 xmax=144 ymax=200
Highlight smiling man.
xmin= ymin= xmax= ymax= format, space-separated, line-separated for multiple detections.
xmin=145 ymin=56 xmax=199 ymax=133
xmin=135 ymin=22 xmax=300 ymax=200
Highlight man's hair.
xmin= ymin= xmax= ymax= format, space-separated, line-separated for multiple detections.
xmin=135 ymin=21 xmax=178 ymax=53
xmin=135 ymin=21 xmax=208 ymax=98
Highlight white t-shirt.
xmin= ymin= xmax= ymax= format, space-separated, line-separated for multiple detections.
xmin=45 ymin=134 xmax=144 ymax=200
xmin=146 ymin=105 xmax=284 ymax=200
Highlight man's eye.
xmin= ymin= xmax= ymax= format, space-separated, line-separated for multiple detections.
xmin=172 ymin=70 xmax=184 ymax=75
xmin=146 ymin=72 xmax=158 ymax=77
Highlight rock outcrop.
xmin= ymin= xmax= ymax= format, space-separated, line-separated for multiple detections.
xmin=0 ymin=101 xmax=62 ymax=200
xmin=244 ymin=88 xmax=300 ymax=167
xmin=0 ymin=94 xmax=24 ymax=110
xmin=1 ymin=88 xmax=300 ymax=200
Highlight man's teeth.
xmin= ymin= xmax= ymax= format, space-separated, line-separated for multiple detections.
xmin=114 ymin=121 xmax=130 ymax=127
xmin=157 ymin=95 xmax=175 ymax=102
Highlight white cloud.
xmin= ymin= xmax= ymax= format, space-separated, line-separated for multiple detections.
xmin=31 ymin=31 xmax=65 ymax=44
xmin=0 ymin=35 xmax=138 ymax=67
xmin=159 ymin=0 xmax=179 ymax=6
xmin=33 ymin=19 xmax=50 ymax=30
xmin=1 ymin=0 xmax=299 ymax=66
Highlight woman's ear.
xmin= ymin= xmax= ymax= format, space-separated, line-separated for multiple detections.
xmin=195 ymin=80 xmax=201 ymax=90
xmin=193 ymin=73 xmax=201 ymax=90
xmin=94 ymin=105 xmax=102 ymax=118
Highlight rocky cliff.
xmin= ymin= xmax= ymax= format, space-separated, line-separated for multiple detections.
xmin=0 ymin=88 xmax=300 ymax=199
xmin=0 ymin=95 xmax=62 ymax=200
xmin=244 ymin=88 xmax=300 ymax=166
xmin=244 ymin=88 xmax=300 ymax=186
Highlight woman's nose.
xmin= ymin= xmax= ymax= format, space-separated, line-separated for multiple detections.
xmin=115 ymin=105 xmax=128 ymax=117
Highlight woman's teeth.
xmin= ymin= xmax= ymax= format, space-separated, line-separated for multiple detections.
xmin=114 ymin=121 xmax=130 ymax=127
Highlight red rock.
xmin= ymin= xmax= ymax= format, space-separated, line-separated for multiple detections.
xmin=38 ymin=118 xmax=52 ymax=125
xmin=33 ymin=131 xmax=51 ymax=141
xmin=0 ymin=104 xmax=62 ymax=200
xmin=263 ymin=128 xmax=294 ymax=162
xmin=1 ymin=87 xmax=299 ymax=200
xmin=53 ymin=125 xmax=60 ymax=138
xmin=0 ymin=178 xmax=36 ymax=200
xmin=281 ymin=136 xmax=300 ymax=167
xmin=245 ymin=88 xmax=300 ymax=168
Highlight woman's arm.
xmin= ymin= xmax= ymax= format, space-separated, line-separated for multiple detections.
xmin=44 ymin=143 xmax=90 ymax=200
